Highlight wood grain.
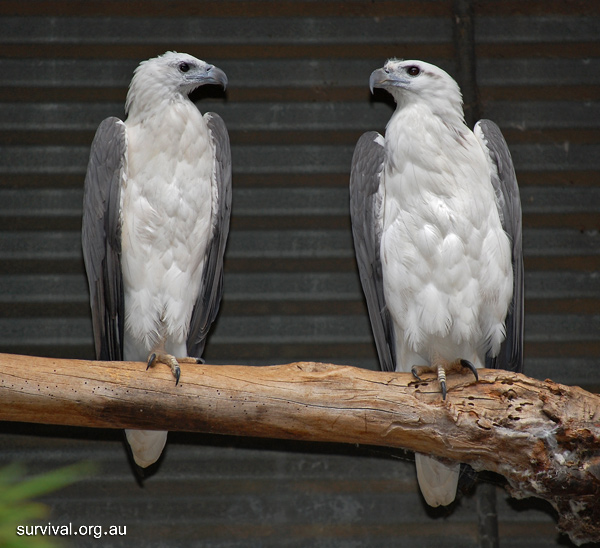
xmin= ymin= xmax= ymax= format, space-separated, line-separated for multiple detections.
xmin=1 ymin=352 xmax=599 ymax=544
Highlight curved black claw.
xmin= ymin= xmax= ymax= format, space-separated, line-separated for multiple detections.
xmin=196 ymin=357 xmax=205 ymax=364
xmin=147 ymin=353 xmax=156 ymax=371
xmin=460 ymin=359 xmax=479 ymax=381
xmin=173 ymin=365 xmax=181 ymax=386
xmin=411 ymin=366 xmax=423 ymax=381
xmin=440 ymin=379 xmax=447 ymax=400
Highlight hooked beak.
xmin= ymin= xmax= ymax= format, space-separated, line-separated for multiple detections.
xmin=204 ymin=65 xmax=228 ymax=90
xmin=369 ymin=68 xmax=387 ymax=93
xmin=369 ymin=67 xmax=407 ymax=94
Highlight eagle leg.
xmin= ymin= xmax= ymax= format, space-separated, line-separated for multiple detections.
xmin=146 ymin=353 xmax=202 ymax=386
xmin=411 ymin=357 xmax=478 ymax=400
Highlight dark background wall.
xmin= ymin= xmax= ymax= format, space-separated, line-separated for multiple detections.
xmin=0 ymin=1 xmax=599 ymax=546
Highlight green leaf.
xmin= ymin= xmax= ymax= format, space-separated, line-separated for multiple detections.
xmin=0 ymin=462 xmax=95 ymax=504
xmin=0 ymin=462 xmax=96 ymax=548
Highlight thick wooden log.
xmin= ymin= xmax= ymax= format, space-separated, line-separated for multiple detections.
xmin=0 ymin=352 xmax=599 ymax=545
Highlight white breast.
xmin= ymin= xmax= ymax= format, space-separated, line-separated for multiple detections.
xmin=121 ymin=101 xmax=214 ymax=353
xmin=381 ymin=105 xmax=513 ymax=369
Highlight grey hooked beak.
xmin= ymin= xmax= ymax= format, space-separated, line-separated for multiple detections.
xmin=369 ymin=68 xmax=388 ymax=94
xmin=204 ymin=65 xmax=228 ymax=90
xmin=369 ymin=67 xmax=409 ymax=94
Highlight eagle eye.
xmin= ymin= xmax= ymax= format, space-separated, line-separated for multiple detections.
xmin=406 ymin=66 xmax=421 ymax=77
xmin=178 ymin=62 xmax=190 ymax=73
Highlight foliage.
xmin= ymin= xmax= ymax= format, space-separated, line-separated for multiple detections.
xmin=0 ymin=462 xmax=95 ymax=548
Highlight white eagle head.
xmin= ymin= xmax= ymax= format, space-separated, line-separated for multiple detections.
xmin=125 ymin=51 xmax=227 ymax=118
xmin=370 ymin=59 xmax=464 ymax=125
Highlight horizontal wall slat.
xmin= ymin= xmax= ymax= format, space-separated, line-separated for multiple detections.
xmin=3 ymin=100 xmax=600 ymax=132
xmin=0 ymin=17 xmax=451 ymax=45
xmin=1 ymin=59 xmax=600 ymax=89
xmin=0 ymin=1 xmax=457 ymax=18
xmin=1 ymin=187 xmax=598 ymax=219
xmin=2 ymin=144 xmax=600 ymax=175
xmin=2 ymin=270 xmax=599 ymax=307
xmin=2 ymin=16 xmax=599 ymax=46
xmin=1 ymin=314 xmax=598 ymax=349
xmin=1 ymin=228 xmax=598 ymax=262
xmin=1 ymin=0 xmax=599 ymax=17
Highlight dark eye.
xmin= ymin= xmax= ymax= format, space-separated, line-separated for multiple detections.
xmin=178 ymin=62 xmax=190 ymax=73
xmin=407 ymin=66 xmax=420 ymax=77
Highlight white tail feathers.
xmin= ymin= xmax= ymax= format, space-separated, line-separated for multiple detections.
xmin=125 ymin=429 xmax=168 ymax=468
xmin=415 ymin=453 xmax=460 ymax=507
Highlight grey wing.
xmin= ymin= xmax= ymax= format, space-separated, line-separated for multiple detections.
xmin=81 ymin=117 xmax=126 ymax=361
xmin=475 ymin=119 xmax=524 ymax=373
xmin=350 ymin=132 xmax=396 ymax=372
xmin=187 ymin=112 xmax=232 ymax=358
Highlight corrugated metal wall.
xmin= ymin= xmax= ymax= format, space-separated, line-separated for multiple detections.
xmin=0 ymin=1 xmax=598 ymax=546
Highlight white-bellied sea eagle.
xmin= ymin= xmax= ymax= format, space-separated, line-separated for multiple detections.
xmin=82 ymin=51 xmax=231 ymax=470
xmin=350 ymin=59 xmax=523 ymax=507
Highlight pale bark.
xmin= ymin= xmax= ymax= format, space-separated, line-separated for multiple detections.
xmin=1 ymin=352 xmax=599 ymax=544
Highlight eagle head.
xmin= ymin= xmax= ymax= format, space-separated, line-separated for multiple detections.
xmin=125 ymin=51 xmax=228 ymax=117
xmin=370 ymin=59 xmax=464 ymax=124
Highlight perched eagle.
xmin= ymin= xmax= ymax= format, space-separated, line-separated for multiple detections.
xmin=350 ymin=59 xmax=523 ymax=507
xmin=82 ymin=52 xmax=231 ymax=469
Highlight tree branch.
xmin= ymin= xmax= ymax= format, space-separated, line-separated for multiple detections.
xmin=1 ymin=352 xmax=599 ymax=545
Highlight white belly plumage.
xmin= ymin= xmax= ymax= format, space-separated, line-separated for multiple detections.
xmin=120 ymin=104 xmax=214 ymax=358
xmin=380 ymin=115 xmax=513 ymax=372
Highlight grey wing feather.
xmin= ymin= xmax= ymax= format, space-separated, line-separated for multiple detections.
xmin=476 ymin=119 xmax=524 ymax=373
xmin=350 ymin=132 xmax=396 ymax=372
xmin=81 ymin=117 xmax=126 ymax=361
xmin=187 ymin=112 xmax=232 ymax=358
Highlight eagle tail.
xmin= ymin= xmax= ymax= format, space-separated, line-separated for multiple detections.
xmin=125 ymin=429 xmax=168 ymax=469
xmin=415 ymin=453 xmax=460 ymax=507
